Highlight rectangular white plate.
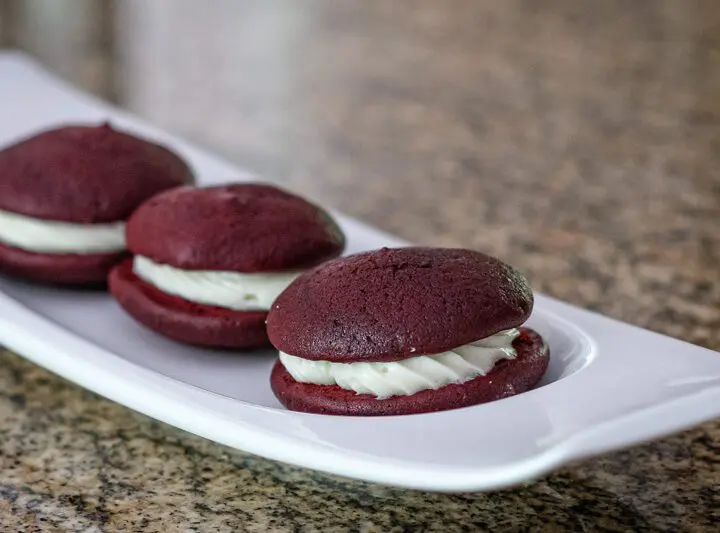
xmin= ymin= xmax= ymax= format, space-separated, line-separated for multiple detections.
xmin=1 ymin=53 xmax=719 ymax=492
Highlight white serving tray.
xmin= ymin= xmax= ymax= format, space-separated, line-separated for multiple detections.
xmin=1 ymin=53 xmax=719 ymax=492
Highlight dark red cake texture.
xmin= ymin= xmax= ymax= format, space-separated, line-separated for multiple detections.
xmin=109 ymin=260 xmax=269 ymax=348
xmin=125 ymin=183 xmax=345 ymax=272
xmin=0 ymin=123 xmax=194 ymax=223
xmin=110 ymin=183 xmax=346 ymax=348
xmin=267 ymin=247 xmax=534 ymax=363
xmin=0 ymin=123 xmax=193 ymax=285
xmin=0 ymin=241 xmax=128 ymax=286
xmin=266 ymin=247 xmax=547 ymax=416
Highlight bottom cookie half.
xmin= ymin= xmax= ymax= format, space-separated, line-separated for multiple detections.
xmin=271 ymin=328 xmax=549 ymax=416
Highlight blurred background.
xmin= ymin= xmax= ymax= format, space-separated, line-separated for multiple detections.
xmin=0 ymin=0 xmax=717 ymax=344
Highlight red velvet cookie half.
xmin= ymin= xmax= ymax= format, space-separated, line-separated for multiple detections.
xmin=0 ymin=123 xmax=193 ymax=285
xmin=109 ymin=183 xmax=345 ymax=349
xmin=266 ymin=247 xmax=549 ymax=416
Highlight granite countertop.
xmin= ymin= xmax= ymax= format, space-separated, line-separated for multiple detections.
xmin=1 ymin=1 xmax=719 ymax=531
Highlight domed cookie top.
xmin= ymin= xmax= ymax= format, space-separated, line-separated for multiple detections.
xmin=0 ymin=123 xmax=194 ymax=223
xmin=266 ymin=247 xmax=534 ymax=362
xmin=126 ymin=183 xmax=346 ymax=272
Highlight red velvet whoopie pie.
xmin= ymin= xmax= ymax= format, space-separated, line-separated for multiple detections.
xmin=109 ymin=183 xmax=346 ymax=349
xmin=0 ymin=123 xmax=194 ymax=285
xmin=266 ymin=247 xmax=549 ymax=416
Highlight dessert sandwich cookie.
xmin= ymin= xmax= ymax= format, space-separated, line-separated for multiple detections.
xmin=0 ymin=123 xmax=194 ymax=285
xmin=267 ymin=247 xmax=549 ymax=416
xmin=109 ymin=183 xmax=346 ymax=348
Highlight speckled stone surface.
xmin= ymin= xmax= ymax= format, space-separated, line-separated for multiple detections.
xmin=2 ymin=0 xmax=720 ymax=531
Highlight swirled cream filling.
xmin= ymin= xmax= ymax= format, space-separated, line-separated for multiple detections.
xmin=0 ymin=208 xmax=125 ymax=254
xmin=133 ymin=255 xmax=301 ymax=311
xmin=279 ymin=328 xmax=520 ymax=399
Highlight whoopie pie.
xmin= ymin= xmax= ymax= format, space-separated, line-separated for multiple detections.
xmin=267 ymin=247 xmax=549 ymax=416
xmin=0 ymin=123 xmax=193 ymax=285
xmin=109 ymin=183 xmax=346 ymax=349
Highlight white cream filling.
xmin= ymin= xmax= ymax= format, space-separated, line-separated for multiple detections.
xmin=279 ymin=328 xmax=520 ymax=399
xmin=0 ymin=208 xmax=126 ymax=254
xmin=133 ymin=255 xmax=301 ymax=311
